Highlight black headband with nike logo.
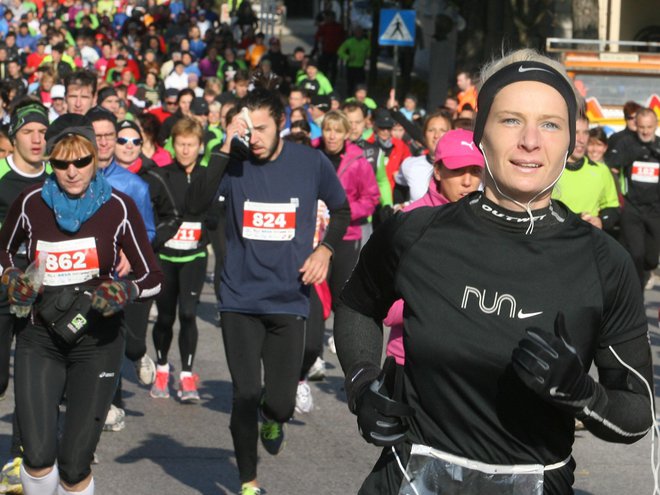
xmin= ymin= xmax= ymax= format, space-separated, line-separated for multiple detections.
xmin=473 ymin=61 xmax=578 ymax=155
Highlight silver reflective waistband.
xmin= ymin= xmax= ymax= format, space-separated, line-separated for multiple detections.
xmin=410 ymin=444 xmax=571 ymax=475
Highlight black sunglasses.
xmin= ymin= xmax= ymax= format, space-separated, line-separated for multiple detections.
xmin=117 ymin=137 xmax=143 ymax=146
xmin=50 ymin=155 xmax=94 ymax=170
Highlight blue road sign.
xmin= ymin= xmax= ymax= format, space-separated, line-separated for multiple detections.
xmin=379 ymin=9 xmax=416 ymax=47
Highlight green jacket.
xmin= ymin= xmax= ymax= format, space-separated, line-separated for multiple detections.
xmin=201 ymin=126 xmax=224 ymax=167
xmin=216 ymin=57 xmax=248 ymax=81
xmin=345 ymin=96 xmax=377 ymax=110
xmin=552 ymin=157 xmax=620 ymax=217
xmin=337 ymin=37 xmax=370 ymax=68
xmin=39 ymin=53 xmax=76 ymax=70
xmin=97 ymin=0 xmax=115 ymax=16
xmin=296 ymin=70 xmax=333 ymax=96
xmin=75 ymin=11 xmax=99 ymax=29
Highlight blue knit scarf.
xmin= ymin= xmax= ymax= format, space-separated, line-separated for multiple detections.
xmin=41 ymin=173 xmax=112 ymax=233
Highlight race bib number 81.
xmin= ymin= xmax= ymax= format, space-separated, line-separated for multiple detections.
xmin=243 ymin=201 xmax=296 ymax=241
xmin=36 ymin=237 xmax=100 ymax=286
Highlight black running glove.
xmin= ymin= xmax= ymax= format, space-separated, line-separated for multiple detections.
xmin=512 ymin=312 xmax=597 ymax=415
xmin=345 ymin=357 xmax=415 ymax=447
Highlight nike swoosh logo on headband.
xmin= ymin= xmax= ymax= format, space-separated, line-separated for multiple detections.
xmin=518 ymin=65 xmax=553 ymax=74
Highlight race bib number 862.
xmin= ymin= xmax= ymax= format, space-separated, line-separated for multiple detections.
xmin=36 ymin=237 xmax=100 ymax=286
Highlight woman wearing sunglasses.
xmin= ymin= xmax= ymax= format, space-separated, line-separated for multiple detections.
xmin=113 ymin=119 xmax=181 ymax=388
xmin=0 ymin=113 xmax=163 ymax=495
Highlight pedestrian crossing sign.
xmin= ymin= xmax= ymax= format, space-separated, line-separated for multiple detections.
xmin=379 ymin=9 xmax=415 ymax=47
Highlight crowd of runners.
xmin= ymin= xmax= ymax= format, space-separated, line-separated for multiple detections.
xmin=0 ymin=0 xmax=656 ymax=494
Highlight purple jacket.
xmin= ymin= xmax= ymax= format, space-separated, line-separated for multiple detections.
xmin=334 ymin=141 xmax=380 ymax=241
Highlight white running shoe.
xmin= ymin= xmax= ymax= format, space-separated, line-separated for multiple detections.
xmin=149 ymin=304 xmax=158 ymax=322
xmin=307 ymin=357 xmax=326 ymax=381
xmin=135 ymin=354 xmax=157 ymax=385
xmin=103 ymin=404 xmax=126 ymax=432
xmin=295 ymin=380 xmax=314 ymax=414
xmin=646 ymin=272 xmax=656 ymax=290
xmin=328 ymin=335 xmax=336 ymax=354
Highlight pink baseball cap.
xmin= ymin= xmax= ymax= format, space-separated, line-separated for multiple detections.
xmin=434 ymin=129 xmax=485 ymax=169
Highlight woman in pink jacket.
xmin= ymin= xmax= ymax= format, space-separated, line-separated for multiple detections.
xmin=319 ymin=110 xmax=381 ymax=310
xmin=385 ymin=129 xmax=484 ymax=365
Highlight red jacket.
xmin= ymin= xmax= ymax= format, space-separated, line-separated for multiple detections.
xmin=315 ymin=22 xmax=345 ymax=54
xmin=367 ymin=134 xmax=412 ymax=192
xmin=147 ymin=106 xmax=172 ymax=124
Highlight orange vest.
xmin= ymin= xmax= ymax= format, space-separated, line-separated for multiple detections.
xmin=457 ymin=86 xmax=478 ymax=112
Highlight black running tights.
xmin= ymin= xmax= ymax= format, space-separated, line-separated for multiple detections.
xmin=14 ymin=316 xmax=123 ymax=485
xmin=221 ymin=312 xmax=305 ymax=483
xmin=152 ymin=256 xmax=207 ymax=372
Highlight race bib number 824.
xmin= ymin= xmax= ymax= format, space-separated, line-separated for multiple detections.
xmin=243 ymin=201 xmax=296 ymax=241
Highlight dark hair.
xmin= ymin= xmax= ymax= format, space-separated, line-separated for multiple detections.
xmin=423 ymin=110 xmax=452 ymax=134
xmin=588 ymin=126 xmax=608 ymax=146
xmin=224 ymin=105 xmax=240 ymax=127
xmin=289 ymin=106 xmax=307 ymax=122
xmin=234 ymin=69 xmax=250 ymax=84
xmin=457 ymin=69 xmax=473 ymax=80
xmin=289 ymin=86 xmax=307 ymax=98
xmin=0 ymin=83 xmax=10 ymax=107
xmin=86 ymin=106 xmax=117 ymax=126
xmin=177 ymin=88 xmax=195 ymax=103
xmin=341 ymin=101 xmax=367 ymax=117
xmin=64 ymin=69 xmax=97 ymax=96
xmin=452 ymin=117 xmax=474 ymax=131
xmin=240 ymin=87 xmax=285 ymax=125
xmin=623 ymin=101 xmax=643 ymax=119
xmin=136 ymin=112 xmax=160 ymax=143
xmin=284 ymin=132 xmax=311 ymax=146
xmin=290 ymin=119 xmax=311 ymax=134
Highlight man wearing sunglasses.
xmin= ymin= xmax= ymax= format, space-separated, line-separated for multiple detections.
xmin=0 ymin=98 xmax=50 ymax=495
xmin=147 ymin=88 xmax=180 ymax=125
